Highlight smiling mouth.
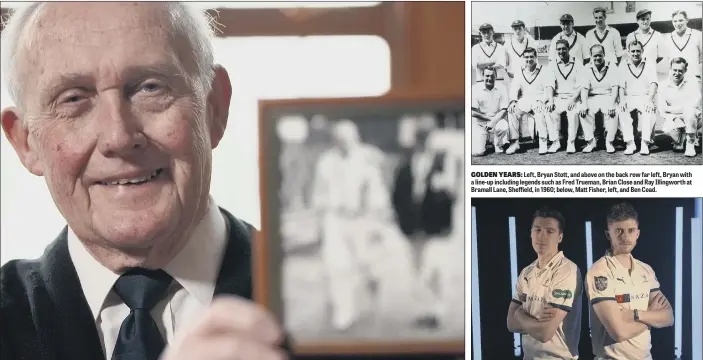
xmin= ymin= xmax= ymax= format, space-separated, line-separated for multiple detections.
xmin=99 ymin=168 xmax=164 ymax=186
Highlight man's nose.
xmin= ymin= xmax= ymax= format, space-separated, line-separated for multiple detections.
xmin=95 ymin=93 xmax=148 ymax=157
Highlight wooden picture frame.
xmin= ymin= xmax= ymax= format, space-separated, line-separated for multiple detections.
xmin=256 ymin=93 xmax=465 ymax=355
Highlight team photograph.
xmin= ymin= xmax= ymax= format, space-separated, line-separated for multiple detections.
xmin=471 ymin=2 xmax=702 ymax=165
xmin=470 ymin=197 xmax=702 ymax=360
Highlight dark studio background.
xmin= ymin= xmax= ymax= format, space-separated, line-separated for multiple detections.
xmin=470 ymin=198 xmax=700 ymax=360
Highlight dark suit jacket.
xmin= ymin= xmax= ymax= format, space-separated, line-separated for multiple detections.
xmin=391 ymin=152 xmax=455 ymax=239
xmin=0 ymin=208 xmax=290 ymax=360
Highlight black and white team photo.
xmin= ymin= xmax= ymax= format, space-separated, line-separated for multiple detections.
xmin=471 ymin=2 xmax=702 ymax=165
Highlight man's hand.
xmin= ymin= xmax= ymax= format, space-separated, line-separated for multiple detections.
xmin=579 ymin=103 xmax=589 ymax=117
xmin=618 ymin=102 xmax=628 ymax=114
xmin=538 ymin=305 xmax=560 ymax=323
xmin=161 ymin=296 xmax=288 ymax=360
xmin=620 ymin=307 xmax=635 ymax=323
xmin=567 ymin=99 xmax=577 ymax=111
xmin=644 ymin=101 xmax=655 ymax=114
xmin=649 ymin=292 xmax=671 ymax=311
xmin=543 ymin=100 xmax=555 ymax=113
xmin=607 ymin=103 xmax=617 ymax=117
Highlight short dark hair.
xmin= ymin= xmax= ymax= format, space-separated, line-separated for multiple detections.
xmin=482 ymin=66 xmax=496 ymax=75
xmin=627 ymin=40 xmax=644 ymax=51
xmin=555 ymin=39 xmax=570 ymax=49
xmin=606 ymin=202 xmax=639 ymax=225
xmin=590 ymin=44 xmax=605 ymax=56
xmin=593 ymin=7 xmax=607 ymax=17
xmin=532 ymin=206 xmax=565 ymax=233
xmin=670 ymin=56 xmax=689 ymax=69
xmin=523 ymin=47 xmax=537 ymax=57
xmin=672 ymin=9 xmax=688 ymax=19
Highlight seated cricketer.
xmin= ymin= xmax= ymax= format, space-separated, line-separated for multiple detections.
xmin=587 ymin=202 xmax=673 ymax=360
xmin=0 ymin=3 xmax=293 ymax=360
xmin=508 ymin=47 xmax=556 ymax=155
xmin=579 ymin=44 xmax=620 ymax=153
xmin=658 ymin=57 xmax=702 ymax=157
xmin=507 ymin=207 xmax=582 ymax=359
xmin=618 ymin=40 xmax=658 ymax=155
xmin=548 ymin=39 xmax=586 ymax=154
xmin=471 ymin=66 xmax=510 ymax=156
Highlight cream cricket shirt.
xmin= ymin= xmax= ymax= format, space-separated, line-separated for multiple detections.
xmin=664 ymin=28 xmax=703 ymax=79
xmin=549 ymin=56 xmax=585 ymax=97
xmin=506 ymin=34 xmax=539 ymax=76
xmin=625 ymin=29 xmax=664 ymax=64
xmin=619 ymin=58 xmax=657 ymax=96
xmin=510 ymin=64 xmax=555 ymax=101
xmin=581 ymin=61 xmax=619 ymax=96
xmin=512 ymin=251 xmax=583 ymax=359
xmin=586 ymin=26 xmax=624 ymax=64
xmin=586 ymin=252 xmax=660 ymax=360
xmin=472 ymin=41 xmax=508 ymax=81
xmin=549 ymin=31 xmax=590 ymax=64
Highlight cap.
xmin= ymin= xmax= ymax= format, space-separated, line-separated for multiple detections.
xmin=636 ymin=9 xmax=652 ymax=19
xmin=511 ymin=20 xmax=525 ymax=27
xmin=560 ymin=14 xmax=574 ymax=22
xmin=478 ymin=23 xmax=493 ymax=31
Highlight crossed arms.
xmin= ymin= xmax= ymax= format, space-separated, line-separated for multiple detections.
xmin=507 ymin=300 xmax=569 ymax=343
xmin=591 ymin=290 xmax=674 ymax=342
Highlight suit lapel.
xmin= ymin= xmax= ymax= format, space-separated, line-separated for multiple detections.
xmin=40 ymin=228 xmax=107 ymax=360
xmin=213 ymin=208 xmax=253 ymax=299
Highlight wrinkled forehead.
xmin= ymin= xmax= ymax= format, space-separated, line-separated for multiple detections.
xmin=18 ymin=3 xmax=186 ymax=98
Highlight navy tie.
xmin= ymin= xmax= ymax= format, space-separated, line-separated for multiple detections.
xmin=111 ymin=268 xmax=173 ymax=360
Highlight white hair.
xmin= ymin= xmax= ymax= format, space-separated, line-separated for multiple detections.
xmin=1 ymin=2 xmax=219 ymax=117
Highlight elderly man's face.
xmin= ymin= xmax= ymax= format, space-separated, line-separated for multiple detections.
xmin=1 ymin=3 xmax=231 ymax=259
xmin=592 ymin=48 xmax=605 ymax=67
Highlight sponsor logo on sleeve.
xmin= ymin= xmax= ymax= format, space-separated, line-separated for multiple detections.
xmin=552 ymin=289 xmax=573 ymax=300
xmin=595 ymin=276 xmax=608 ymax=291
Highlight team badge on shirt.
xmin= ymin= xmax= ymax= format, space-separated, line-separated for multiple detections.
xmin=552 ymin=289 xmax=573 ymax=299
xmin=595 ymin=276 xmax=608 ymax=291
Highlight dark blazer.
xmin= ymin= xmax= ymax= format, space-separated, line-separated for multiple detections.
xmin=391 ymin=151 xmax=455 ymax=239
xmin=0 ymin=208 xmax=288 ymax=360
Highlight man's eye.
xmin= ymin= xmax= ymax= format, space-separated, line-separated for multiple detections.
xmin=60 ymin=94 xmax=85 ymax=104
xmin=140 ymin=83 xmax=162 ymax=92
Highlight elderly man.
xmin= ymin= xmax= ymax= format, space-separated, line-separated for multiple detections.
xmin=664 ymin=10 xmax=703 ymax=82
xmin=471 ymin=66 xmax=511 ymax=155
xmin=586 ymin=7 xmax=624 ymax=65
xmin=625 ymin=9 xmax=664 ymax=65
xmin=0 ymin=3 xmax=292 ymax=360
xmin=549 ymin=14 xmax=590 ymax=65
xmin=472 ymin=23 xmax=508 ymax=85
xmin=618 ymin=40 xmax=658 ymax=155
xmin=658 ymin=57 xmax=702 ymax=157
xmin=580 ymin=44 xmax=621 ymax=153
xmin=311 ymin=119 xmax=390 ymax=331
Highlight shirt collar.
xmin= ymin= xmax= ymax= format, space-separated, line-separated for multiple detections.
xmin=557 ymin=56 xmax=575 ymax=65
xmin=522 ymin=63 xmax=541 ymax=71
xmin=638 ymin=28 xmax=654 ymax=36
xmin=666 ymin=78 xmax=689 ymax=89
xmin=69 ymin=195 xmax=228 ymax=320
xmin=626 ymin=57 xmax=646 ymax=67
xmin=589 ymin=61 xmax=611 ymax=72
xmin=673 ymin=27 xmax=692 ymax=37
xmin=605 ymin=250 xmax=636 ymax=275
xmin=533 ymin=251 xmax=564 ymax=270
xmin=482 ymin=84 xmax=499 ymax=92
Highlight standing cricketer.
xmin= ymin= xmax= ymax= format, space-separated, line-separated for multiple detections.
xmin=549 ymin=14 xmax=590 ymax=65
xmin=586 ymin=6 xmax=625 ymax=65
xmin=472 ymin=23 xmax=508 ymax=85
xmin=618 ymin=40 xmax=658 ymax=155
xmin=587 ymin=202 xmax=674 ymax=360
xmin=664 ymin=9 xmax=703 ymax=82
xmin=548 ymin=39 xmax=586 ymax=154
xmin=507 ymin=207 xmax=582 ymax=359
xmin=625 ymin=9 xmax=665 ymax=65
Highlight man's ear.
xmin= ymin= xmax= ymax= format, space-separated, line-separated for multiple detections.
xmin=1 ymin=107 xmax=43 ymax=176
xmin=207 ymin=65 xmax=232 ymax=149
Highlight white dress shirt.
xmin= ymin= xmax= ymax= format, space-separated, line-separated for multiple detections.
xmin=68 ymin=196 xmax=228 ymax=359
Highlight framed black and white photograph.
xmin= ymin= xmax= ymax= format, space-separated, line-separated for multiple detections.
xmin=471 ymin=1 xmax=703 ymax=165
xmin=256 ymin=95 xmax=465 ymax=355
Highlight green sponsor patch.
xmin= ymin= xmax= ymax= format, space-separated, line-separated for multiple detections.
xmin=552 ymin=289 xmax=573 ymax=299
